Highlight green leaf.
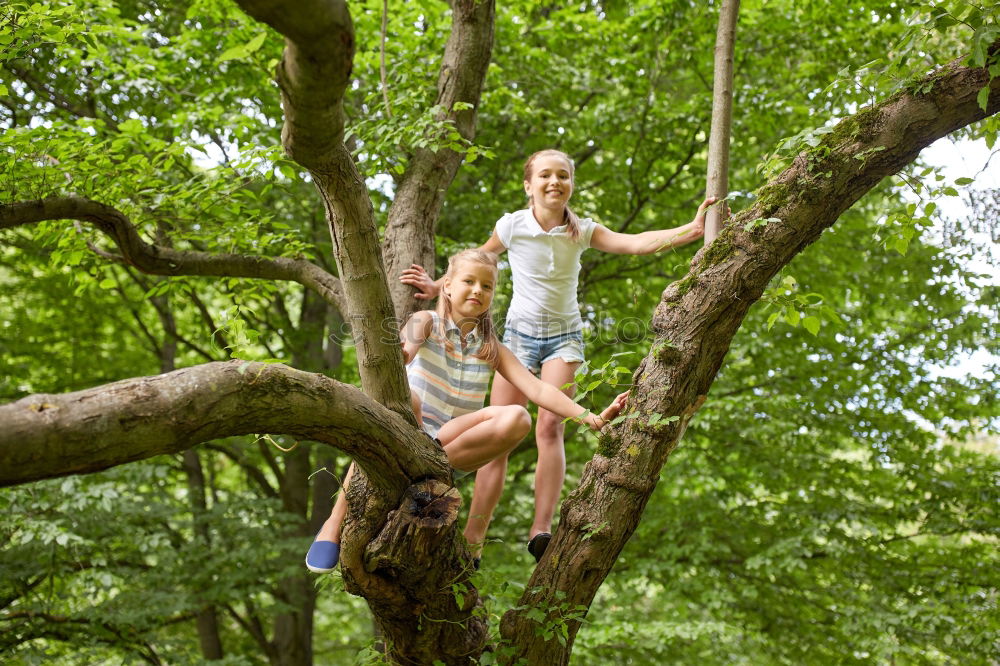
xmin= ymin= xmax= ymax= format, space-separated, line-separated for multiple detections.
xmin=244 ymin=32 xmax=267 ymax=54
xmin=525 ymin=607 xmax=546 ymax=623
xmin=933 ymin=16 xmax=958 ymax=31
xmin=977 ymin=85 xmax=990 ymax=112
xmin=894 ymin=235 xmax=909 ymax=255
xmin=118 ymin=118 xmax=145 ymax=134
xmin=98 ymin=278 xmax=116 ymax=289
xmin=953 ymin=177 xmax=973 ymax=186
xmin=802 ymin=316 xmax=821 ymax=336
xmin=218 ymin=33 xmax=267 ymax=63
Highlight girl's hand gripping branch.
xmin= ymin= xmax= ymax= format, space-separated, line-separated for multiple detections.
xmin=579 ymin=391 xmax=630 ymax=431
xmin=400 ymin=264 xmax=441 ymax=301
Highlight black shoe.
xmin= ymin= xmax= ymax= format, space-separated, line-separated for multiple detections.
xmin=527 ymin=532 xmax=551 ymax=563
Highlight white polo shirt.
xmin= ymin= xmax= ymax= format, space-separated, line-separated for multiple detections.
xmin=494 ymin=208 xmax=597 ymax=337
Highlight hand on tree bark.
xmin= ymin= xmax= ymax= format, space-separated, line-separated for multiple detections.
xmin=400 ymin=263 xmax=440 ymax=300
xmin=584 ymin=391 xmax=630 ymax=431
xmin=689 ymin=196 xmax=718 ymax=240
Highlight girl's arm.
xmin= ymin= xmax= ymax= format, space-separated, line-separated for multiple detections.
xmin=400 ymin=234 xmax=507 ymax=300
xmin=400 ymin=310 xmax=434 ymax=364
xmin=590 ymin=197 xmax=716 ymax=255
xmin=495 ymin=346 xmax=627 ymax=430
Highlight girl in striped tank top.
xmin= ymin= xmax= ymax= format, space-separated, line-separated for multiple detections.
xmin=306 ymin=249 xmax=628 ymax=573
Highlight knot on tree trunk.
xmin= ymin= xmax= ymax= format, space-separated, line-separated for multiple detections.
xmin=365 ymin=479 xmax=466 ymax=578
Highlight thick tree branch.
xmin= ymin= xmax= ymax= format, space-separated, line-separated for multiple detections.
xmin=0 ymin=360 xmax=447 ymax=491
xmin=0 ymin=196 xmax=347 ymax=314
xmin=504 ymin=48 xmax=1000 ymax=664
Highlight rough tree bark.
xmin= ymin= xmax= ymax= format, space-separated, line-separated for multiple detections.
xmin=500 ymin=50 xmax=1000 ymax=665
xmin=0 ymin=361 xmax=446 ymax=489
xmin=705 ymin=0 xmax=740 ymax=244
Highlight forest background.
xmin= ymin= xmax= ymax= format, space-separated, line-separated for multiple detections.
xmin=1 ymin=0 xmax=998 ymax=664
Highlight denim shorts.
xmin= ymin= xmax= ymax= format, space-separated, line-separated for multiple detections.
xmin=502 ymin=328 xmax=586 ymax=374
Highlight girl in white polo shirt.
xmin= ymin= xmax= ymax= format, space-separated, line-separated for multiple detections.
xmin=402 ymin=150 xmax=714 ymax=562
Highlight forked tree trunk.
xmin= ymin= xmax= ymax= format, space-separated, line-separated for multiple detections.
xmin=381 ymin=0 xmax=495 ymax=323
xmin=1 ymin=3 xmax=996 ymax=663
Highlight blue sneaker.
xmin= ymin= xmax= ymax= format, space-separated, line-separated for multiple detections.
xmin=306 ymin=540 xmax=340 ymax=573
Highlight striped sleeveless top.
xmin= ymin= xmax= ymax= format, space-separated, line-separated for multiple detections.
xmin=407 ymin=311 xmax=492 ymax=437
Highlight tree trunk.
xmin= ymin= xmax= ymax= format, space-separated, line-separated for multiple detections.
xmin=183 ymin=449 xmax=226 ymax=661
xmin=228 ymin=2 xmax=499 ymax=661
xmin=268 ymin=288 xmax=330 ymax=665
xmin=381 ymin=0 xmax=496 ymax=323
xmin=705 ymin=0 xmax=740 ymax=244
xmin=363 ymin=481 xmax=487 ymax=664
xmin=164 ymin=292 xmax=226 ymax=662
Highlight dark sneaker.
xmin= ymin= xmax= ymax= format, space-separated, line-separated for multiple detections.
xmin=527 ymin=532 xmax=551 ymax=563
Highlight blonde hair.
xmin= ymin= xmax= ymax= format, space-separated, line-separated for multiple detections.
xmin=435 ymin=249 xmax=502 ymax=368
xmin=523 ymin=148 xmax=582 ymax=241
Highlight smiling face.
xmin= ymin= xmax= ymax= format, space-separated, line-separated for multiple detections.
xmin=443 ymin=259 xmax=496 ymax=321
xmin=524 ymin=151 xmax=574 ymax=213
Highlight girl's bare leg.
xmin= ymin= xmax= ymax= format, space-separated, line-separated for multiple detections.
xmin=530 ymin=358 xmax=578 ymax=539
xmin=315 ymin=390 xmax=422 ymax=545
xmin=436 ymin=404 xmax=531 ymax=550
xmin=315 ymin=463 xmax=354 ymax=543
xmin=464 ymin=374 xmax=528 ymax=554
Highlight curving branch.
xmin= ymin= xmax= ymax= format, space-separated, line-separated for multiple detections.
xmin=233 ymin=0 xmax=412 ymax=420
xmin=0 ymin=360 xmax=446 ymax=492
xmin=503 ymin=47 xmax=1000 ymax=664
xmin=0 ymin=196 xmax=347 ymax=314
xmin=231 ymin=0 xmax=354 ymax=170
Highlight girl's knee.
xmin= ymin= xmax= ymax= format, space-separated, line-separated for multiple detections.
xmin=536 ymin=410 xmax=565 ymax=439
xmin=501 ymin=405 xmax=532 ymax=439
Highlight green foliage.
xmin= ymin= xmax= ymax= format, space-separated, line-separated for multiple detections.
xmin=1 ymin=0 xmax=998 ymax=663
xmin=515 ymin=588 xmax=589 ymax=647
xmin=760 ymin=275 xmax=842 ymax=336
